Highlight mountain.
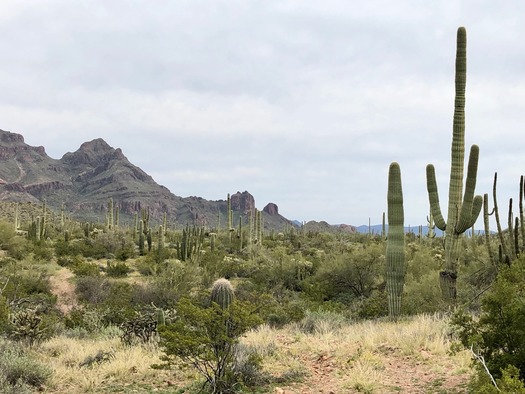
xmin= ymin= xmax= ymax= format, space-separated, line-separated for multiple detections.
xmin=0 ymin=129 xmax=294 ymax=230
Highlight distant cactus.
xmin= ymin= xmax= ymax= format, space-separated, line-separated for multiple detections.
xmin=227 ymin=193 xmax=232 ymax=231
xmin=386 ymin=162 xmax=405 ymax=319
xmin=139 ymin=220 xmax=145 ymax=255
xmin=211 ymin=278 xmax=234 ymax=309
xmin=108 ymin=198 xmax=114 ymax=230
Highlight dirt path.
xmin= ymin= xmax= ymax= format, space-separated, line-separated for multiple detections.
xmin=268 ymin=334 xmax=470 ymax=394
xmin=49 ymin=267 xmax=78 ymax=314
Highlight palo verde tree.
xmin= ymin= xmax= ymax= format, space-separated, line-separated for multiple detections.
xmin=426 ymin=27 xmax=483 ymax=303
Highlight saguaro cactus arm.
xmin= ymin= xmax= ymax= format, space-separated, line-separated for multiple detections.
xmin=456 ymin=144 xmax=483 ymax=233
xmin=426 ymin=164 xmax=447 ymax=231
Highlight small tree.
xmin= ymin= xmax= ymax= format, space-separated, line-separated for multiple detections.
xmin=158 ymin=297 xmax=261 ymax=393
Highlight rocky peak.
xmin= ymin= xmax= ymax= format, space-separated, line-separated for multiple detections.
xmin=263 ymin=203 xmax=279 ymax=215
xmin=61 ymin=138 xmax=126 ymax=167
xmin=0 ymin=129 xmax=25 ymax=145
xmin=230 ymin=191 xmax=255 ymax=214
xmin=0 ymin=129 xmax=48 ymax=160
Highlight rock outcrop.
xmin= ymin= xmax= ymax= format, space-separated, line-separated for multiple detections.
xmin=263 ymin=203 xmax=278 ymax=215
xmin=230 ymin=191 xmax=256 ymax=214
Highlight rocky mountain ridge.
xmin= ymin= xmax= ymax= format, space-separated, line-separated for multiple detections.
xmin=0 ymin=129 xmax=305 ymax=231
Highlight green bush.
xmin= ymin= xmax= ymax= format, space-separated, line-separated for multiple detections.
xmin=469 ymin=365 xmax=525 ymax=393
xmin=70 ymin=260 xmax=100 ymax=277
xmin=158 ymin=297 xmax=262 ymax=393
xmin=105 ymin=261 xmax=131 ymax=277
xmin=0 ymin=295 xmax=9 ymax=332
xmin=0 ymin=338 xmax=51 ymax=390
xmin=452 ymin=255 xmax=525 ymax=383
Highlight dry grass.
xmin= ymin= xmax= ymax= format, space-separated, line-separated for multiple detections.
xmin=36 ymin=332 xmax=188 ymax=393
xmin=28 ymin=313 xmax=471 ymax=393
xmin=242 ymin=313 xmax=472 ymax=393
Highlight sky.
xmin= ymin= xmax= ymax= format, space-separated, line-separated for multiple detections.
xmin=1 ymin=1 xmax=525 ymax=227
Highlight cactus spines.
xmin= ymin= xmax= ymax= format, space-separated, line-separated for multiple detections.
xmin=210 ymin=278 xmax=234 ymax=310
xmin=386 ymin=162 xmax=405 ymax=319
xmin=425 ymin=27 xmax=482 ymax=303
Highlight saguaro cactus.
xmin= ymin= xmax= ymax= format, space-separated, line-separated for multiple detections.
xmin=426 ymin=27 xmax=483 ymax=302
xmin=386 ymin=162 xmax=405 ymax=319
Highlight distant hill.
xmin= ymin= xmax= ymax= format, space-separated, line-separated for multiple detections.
xmin=356 ymin=224 xmax=491 ymax=236
xmin=0 ymin=129 xmax=294 ymax=230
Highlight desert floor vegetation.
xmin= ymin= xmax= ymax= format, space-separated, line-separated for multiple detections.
xmin=0 ymin=200 xmax=522 ymax=393
xmin=11 ymin=313 xmax=470 ymax=393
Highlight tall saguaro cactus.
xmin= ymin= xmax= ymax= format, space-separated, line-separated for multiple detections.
xmin=426 ymin=27 xmax=483 ymax=303
xmin=386 ymin=162 xmax=405 ymax=319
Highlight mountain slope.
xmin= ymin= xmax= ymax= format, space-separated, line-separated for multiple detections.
xmin=0 ymin=129 xmax=295 ymax=230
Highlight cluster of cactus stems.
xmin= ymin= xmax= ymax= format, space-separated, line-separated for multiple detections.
xmin=483 ymin=173 xmax=525 ymax=266
xmin=104 ymin=198 xmax=120 ymax=231
xmin=28 ymin=200 xmax=47 ymax=242
xmin=426 ymin=27 xmax=482 ymax=303
xmin=386 ymin=162 xmax=405 ymax=319
xmin=177 ymin=225 xmax=205 ymax=262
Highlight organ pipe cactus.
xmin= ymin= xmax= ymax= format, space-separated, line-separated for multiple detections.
xmin=386 ymin=162 xmax=405 ymax=319
xmin=425 ymin=27 xmax=483 ymax=303
xmin=211 ymin=278 xmax=234 ymax=310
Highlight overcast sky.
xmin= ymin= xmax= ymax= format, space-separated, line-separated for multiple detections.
xmin=1 ymin=1 xmax=524 ymax=227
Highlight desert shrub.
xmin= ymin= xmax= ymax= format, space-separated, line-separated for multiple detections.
xmin=403 ymin=271 xmax=444 ymax=315
xmin=7 ymin=308 xmax=47 ymax=346
xmin=351 ymin=289 xmax=388 ymax=319
xmin=298 ymin=309 xmax=347 ymax=334
xmin=0 ymin=338 xmax=52 ymax=390
xmin=233 ymin=280 xmax=306 ymax=327
xmin=105 ymin=260 xmax=131 ymax=277
xmin=308 ymin=242 xmax=384 ymax=303
xmin=75 ymin=276 xmax=111 ymax=304
xmin=0 ymin=295 xmax=9 ymax=332
xmin=4 ymin=237 xmax=32 ymax=260
xmin=31 ymin=243 xmax=53 ymax=261
xmin=75 ymin=277 xmax=135 ymax=324
xmin=158 ymin=297 xmax=262 ymax=393
xmin=70 ymin=260 xmax=100 ymax=277
xmin=0 ymin=221 xmax=16 ymax=248
xmin=468 ymin=365 xmax=525 ymax=393
xmin=0 ymin=260 xmax=55 ymax=310
xmin=452 ymin=255 xmax=525 ymax=384
xmin=143 ymin=259 xmax=203 ymax=306
xmin=56 ymin=254 xmax=84 ymax=268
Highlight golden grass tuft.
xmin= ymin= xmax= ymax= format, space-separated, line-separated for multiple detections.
xmin=27 ymin=313 xmax=471 ymax=393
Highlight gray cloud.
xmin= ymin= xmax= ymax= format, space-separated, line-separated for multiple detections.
xmin=1 ymin=0 xmax=525 ymax=226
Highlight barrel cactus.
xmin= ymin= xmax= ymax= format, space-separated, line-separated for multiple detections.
xmin=210 ymin=278 xmax=234 ymax=310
